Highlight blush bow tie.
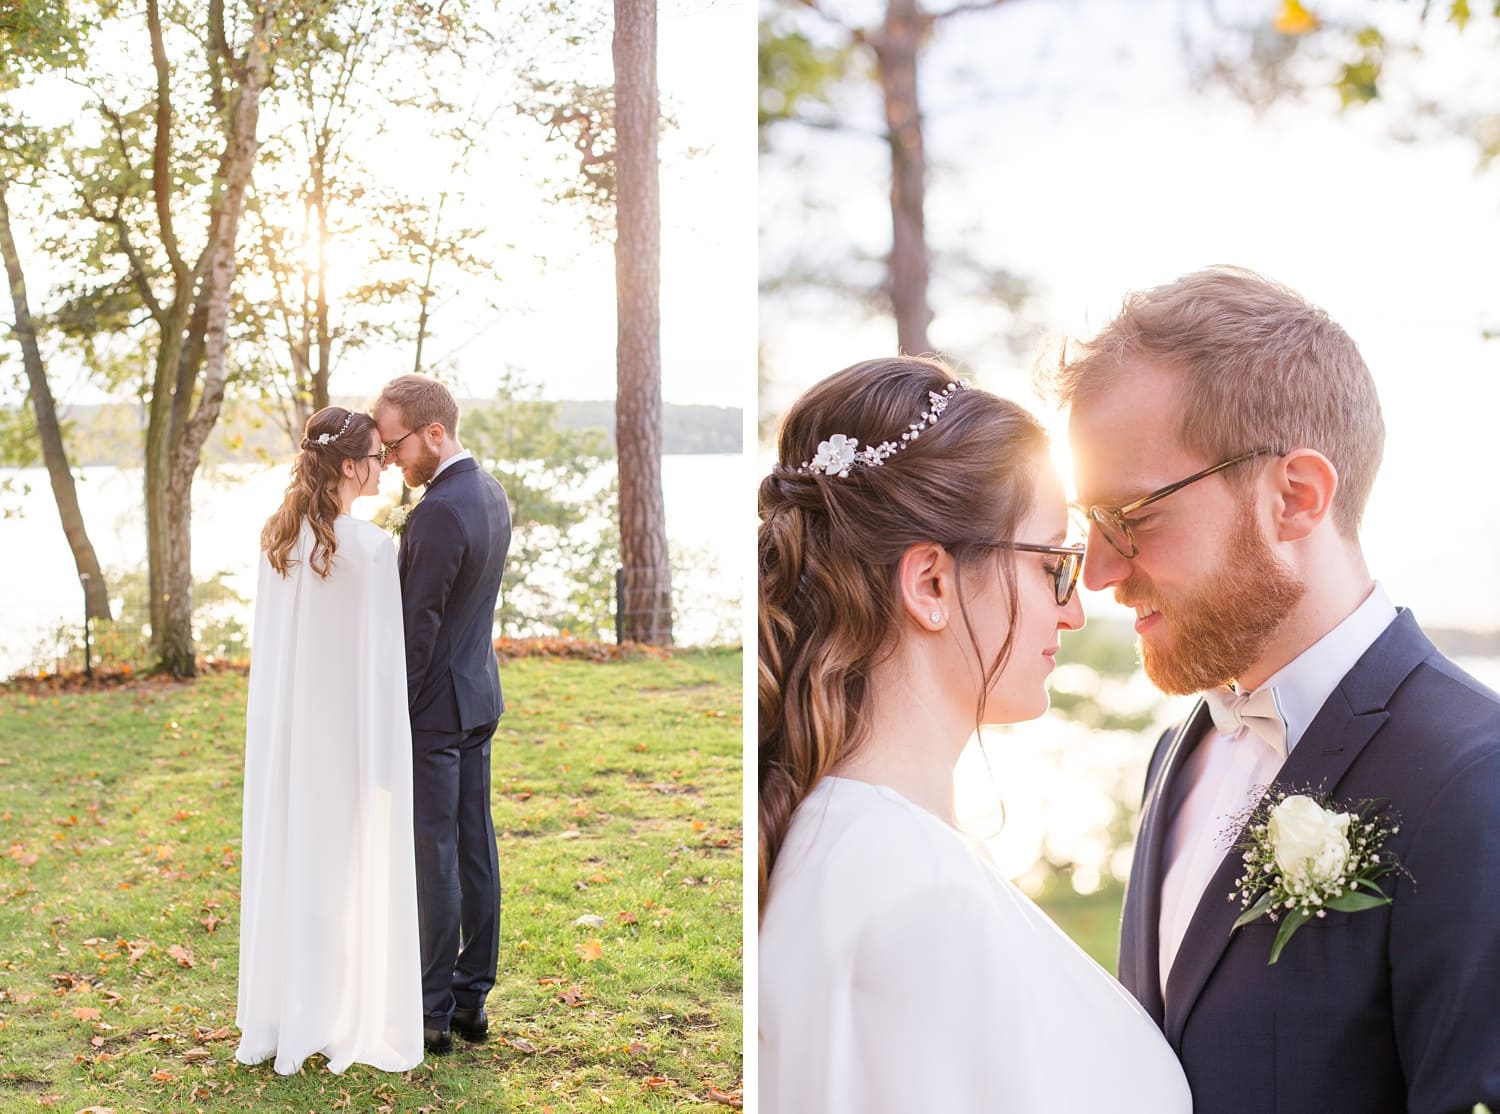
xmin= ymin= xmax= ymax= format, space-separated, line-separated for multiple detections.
xmin=1202 ymin=684 xmax=1289 ymax=761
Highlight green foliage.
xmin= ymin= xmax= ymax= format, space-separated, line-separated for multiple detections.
xmin=0 ymin=651 xmax=743 ymax=1109
xmin=757 ymin=16 xmax=856 ymax=139
xmin=452 ymin=370 xmax=620 ymax=640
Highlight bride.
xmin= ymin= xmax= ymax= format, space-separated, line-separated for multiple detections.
xmin=236 ymin=406 xmax=422 ymax=1075
xmin=757 ymin=358 xmax=1190 ymax=1111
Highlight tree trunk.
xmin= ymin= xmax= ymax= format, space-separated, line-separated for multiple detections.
xmin=876 ymin=0 xmax=933 ymax=356
xmin=0 ymin=181 xmax=113 ymax=622
xmin=146 ymin=0 xmax=275 ymax=677
xmin=612 ymin=0 xmax=672 ymax=647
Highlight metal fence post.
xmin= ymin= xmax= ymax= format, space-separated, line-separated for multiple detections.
xmin=614 ymin=566 xmax=625 ymax=645
xmin=80 ymin=573 xmax=93 ymax=680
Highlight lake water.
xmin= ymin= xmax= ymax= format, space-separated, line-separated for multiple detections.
xmin=0 ymin=453 xmax=748 ymax=676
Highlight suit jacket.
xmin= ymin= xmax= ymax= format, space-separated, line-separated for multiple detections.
xmin=397 ymin=457 xmax=511 ymax=733
xmin=1120 ymin=609 xmax=1500 ymax=1114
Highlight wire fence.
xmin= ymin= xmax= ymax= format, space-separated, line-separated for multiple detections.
xmin=11 ymin=558 xmax=738 ymax=680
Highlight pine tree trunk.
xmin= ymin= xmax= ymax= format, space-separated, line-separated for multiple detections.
xmin=0 ymin=182 xmax=112 ymax=621
xmin=877 ymin=0 xmax=933 ymax=356
xmin=612 ymin=0 xmax=672 ymax=646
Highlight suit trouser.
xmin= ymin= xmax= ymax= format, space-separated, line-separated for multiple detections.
xmin=412 ymin=720 xmax=502 ymax=1026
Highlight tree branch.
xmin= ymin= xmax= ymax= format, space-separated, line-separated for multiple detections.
xmin=145 ymin=0 xmax=189 ymax=287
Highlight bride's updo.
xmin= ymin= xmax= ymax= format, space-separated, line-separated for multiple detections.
xmin=758 ymin=356 xmax=1049 ymax=909
xmin=261 ymin=406 xmax=379 ymax=578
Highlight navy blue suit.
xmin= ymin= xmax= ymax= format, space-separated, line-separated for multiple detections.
xmin=397 ymin=456 xmax=510 ymax=1028
xmin=1120 ymin=610 xmax=1500 ymax=1113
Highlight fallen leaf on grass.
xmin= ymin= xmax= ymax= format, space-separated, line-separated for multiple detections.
xmin=183 ymin=1048 xmax=211 ymax=1063
xmin=576 ymin=939 xmax=603 ymax=962
xmin=536 ymin=977 xmax=562 ymax=986
xmin=643 ymin=1077 xmax=670 ymax=1091
xmin=194 ymin=1025 xmax=234 ymax=1042
xmin=72 ymin=1007 xmax=101 ymax=1021
xmin=200 ymin=914 xmax=223 ymax=934
xmin=90 ymin=1036 xmax=105 ymax=1048
xmin=76 ymin=1107 xmax=116 ymax=1113
xmin=151 ymin=1070 xmax=175 ymax=1082
xmin=617 ymin=912 xmax=638 ymax=925
xmin=167 ymin=944 xmax=195 ymax=968
xmin=510 ymin=1037 xmax=538 ymax=1054
xmin=706 ymin=1085 xmax=743 ymax=1108
xmin=626 ymin=1042 xmax=647 ymax=1056
xmin=556 ymin=987 xmax=587 ymax=1008
xmin=36 ymin=1095 xmax=63 ymax=1107
xmin=591 ymin=1089 xmax=613 ymax=1105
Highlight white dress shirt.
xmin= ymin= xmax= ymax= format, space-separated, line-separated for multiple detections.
xmin=1157 ymin=582 xmax=1398 ymax=992
xmin=430 ymin=448 xmax=472 ymax=482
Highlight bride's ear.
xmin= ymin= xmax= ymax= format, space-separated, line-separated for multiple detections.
xmin=896 ymin=542 xmax=956 ymax=633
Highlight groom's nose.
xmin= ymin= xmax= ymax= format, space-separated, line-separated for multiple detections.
xmin=1081 ymin=522 xmax=1132 ymax=592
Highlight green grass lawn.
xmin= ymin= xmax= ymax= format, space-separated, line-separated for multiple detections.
xmin=0 ymin=650 xmax=743 ymax=1113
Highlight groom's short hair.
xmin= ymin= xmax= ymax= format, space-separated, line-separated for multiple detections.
xmin=1050 ymin=266 xmax=1385 ymax=537
xmin=375 ymin=374 xmax=460 ymax=438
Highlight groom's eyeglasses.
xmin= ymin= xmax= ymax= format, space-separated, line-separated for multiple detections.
xmin=999 ymin=542 xmax=1086 ymax=606
xmin=1080 ymin=448 xmax=1282 ymax=560
xmin=383 ymin=429 xmax=416 ymax=455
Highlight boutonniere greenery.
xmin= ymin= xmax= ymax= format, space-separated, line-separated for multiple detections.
xmin=383 ymin=501 xmax=416 ymax=538
xmin=1229 ymin=789 xmax=1403 ymax=965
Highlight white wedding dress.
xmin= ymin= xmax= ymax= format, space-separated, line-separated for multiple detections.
xmin=236 ymin=516 xmax=423 ymax=1074
xmin=759 ymin=777 xmax=1191 ymax=1113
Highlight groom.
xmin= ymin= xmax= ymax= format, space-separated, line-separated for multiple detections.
xmin=374 ymin=374 xmax=511 ymax=1054
xmin=1056 ymin=268 xmax=1500 ymax=1111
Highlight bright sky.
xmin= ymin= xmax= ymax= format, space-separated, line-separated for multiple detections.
xmin=4 ymin=0 xmax=755 ymax=409
xmin=760 ymin=0 xmax=1500 ymax=630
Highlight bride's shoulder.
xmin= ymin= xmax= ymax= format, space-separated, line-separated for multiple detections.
xmin=792 ymin=780 xmax=989 ymax=894
xmin=334 ymin=516 xmax=395 ymax=559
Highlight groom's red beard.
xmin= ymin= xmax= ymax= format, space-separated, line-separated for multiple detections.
xmin=1123 ymin=502 xmax=1305 ymax=696
xmin=401 ymin=439 xmax=442 ymax=488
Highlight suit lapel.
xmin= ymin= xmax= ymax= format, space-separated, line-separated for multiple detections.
xmin=1124 ymin=698 xmax=1213 ymax=1026
xmin=1161 ymin=609 xmax=1431 ymax=1046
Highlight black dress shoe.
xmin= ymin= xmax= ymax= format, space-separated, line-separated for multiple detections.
xmin=450 ymin=1005 xmax=489 ymax=1042
xmin=423 ymin=1027 xmax=453 ymax=1055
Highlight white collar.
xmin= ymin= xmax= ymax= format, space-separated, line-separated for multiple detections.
xmin=1241 ymin=581 xmax=1397 ymax=755
xmin=431 ymin=448 xmax=472 ymax=481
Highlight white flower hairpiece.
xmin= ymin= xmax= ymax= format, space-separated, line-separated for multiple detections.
xmin=314 ymin=412 xmax=354 ymax=445
xmin=797 ymin=381 xmax=965 ymax=478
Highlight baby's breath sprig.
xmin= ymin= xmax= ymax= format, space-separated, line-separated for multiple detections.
xmin=1229 ymin=787 xmax=1404 ymax=965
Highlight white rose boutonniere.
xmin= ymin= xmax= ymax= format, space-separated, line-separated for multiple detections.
xmin=1230 ymin=789 xmax=1403 ymax=964
xmin=385 ymin=502 xmax=414 ymax=538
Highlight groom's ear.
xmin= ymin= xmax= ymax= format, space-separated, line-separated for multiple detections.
xmin=1270 ymin=448 xmax=1337 ymax=542
xmin=896 ymin=542 xmax=956 ymax=633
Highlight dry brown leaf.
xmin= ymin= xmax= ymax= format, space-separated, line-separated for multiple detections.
xmin=576 ymin=939 xmax=603 ymax=962
xmin=706 ymin=1085 xmax=743 ymax=1108
xmin=643 ymin=1077 xmax=670 ymax=1091
xmin=36 ymin=1096 xmax=63 ymax=1107
xmin=71 ymin=1007 xmax=100 ymax=1021
xmin=510 ymin=1037 xmax=538 ymax=1054
xmin=617 ymin=912 xmax=638 ymax=925
xmin=167 ymin=943 xmax=195 ymax=968
xmin=626 ymin=1042 xmax=648 ymax=1056
xmin=183 ymin=1048 xmax=211 ymax=1063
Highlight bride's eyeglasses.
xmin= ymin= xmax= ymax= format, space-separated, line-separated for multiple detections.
xmin=998 ymin=542 xmax=1085 ymax=606
xmin=365 ymin=447 xmax=389 ymax=467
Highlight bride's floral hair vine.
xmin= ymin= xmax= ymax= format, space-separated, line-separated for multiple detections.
xmin=301 ymin=411 xmax=354 ymax=450
xmin=795 ymin=380 xmax=966 ymax=477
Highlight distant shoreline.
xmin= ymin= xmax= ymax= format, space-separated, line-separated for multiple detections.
xmin=4 ymin=398 xmax=743 ymax=467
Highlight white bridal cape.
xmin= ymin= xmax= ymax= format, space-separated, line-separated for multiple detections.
xmin=759 ymin=777 xmax=1192 ymax=1113
xmin=236 ymin=516 xmax=422 ymax=1074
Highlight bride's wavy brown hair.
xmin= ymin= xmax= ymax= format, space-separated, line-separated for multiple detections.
xmin=261 ymin=406 xmax=378 ymax=578
xmin=758 ymin=356 xmax=1049 ymax=913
